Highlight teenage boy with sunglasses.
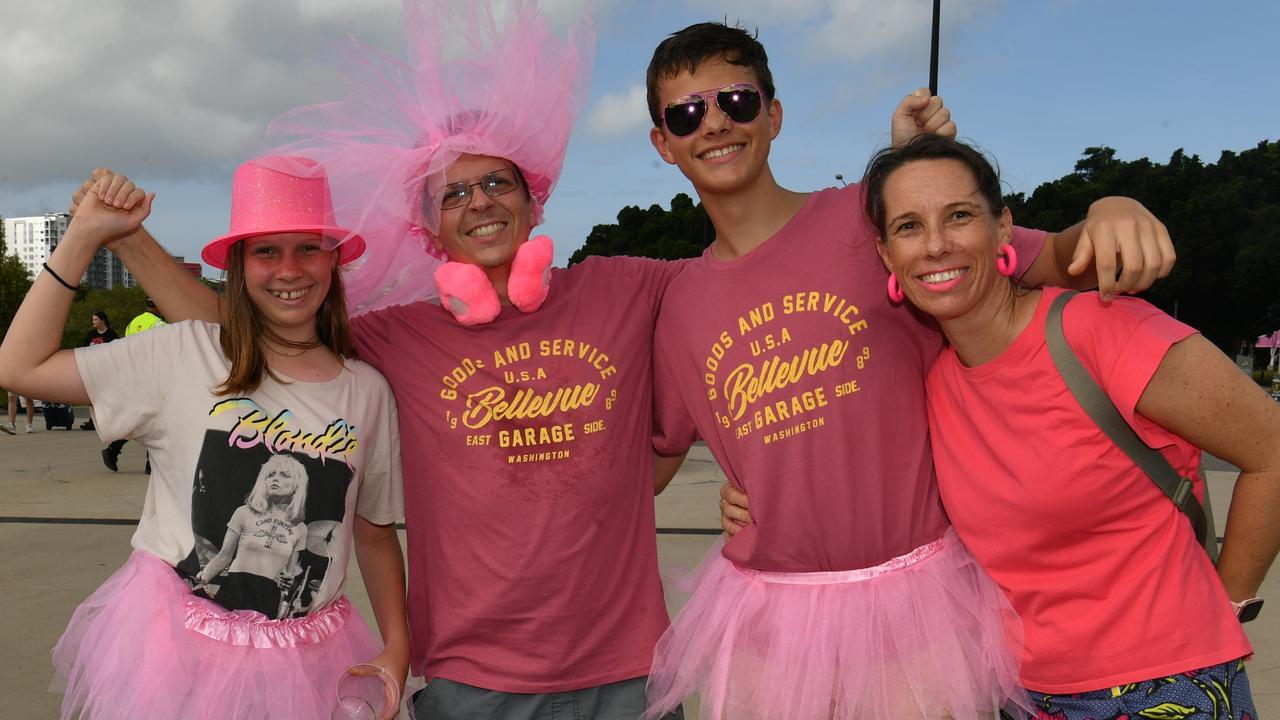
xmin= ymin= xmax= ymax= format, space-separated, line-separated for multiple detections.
xmin=640 ymin=22 xmax=1178 ymax=720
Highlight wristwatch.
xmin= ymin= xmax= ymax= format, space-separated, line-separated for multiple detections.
xmin=1232 ymin=598 xmax=1264 ymax=623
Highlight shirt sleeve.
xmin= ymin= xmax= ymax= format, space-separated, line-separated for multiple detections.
xmin=1010 ymin=226 xmax=1049 ymax=282
xmin=1061 ymin=292 xmax=1197 ymax=428
xmin=636 ymin=257 xmax=692 ymax=313
xmin=74 ymin=320 xmax=192 ymax=442
xmin=227 ymin=505 xmax=253 ymax=535
xmin=587 ymin=256 xmax=692 ymax=318
xmin=351 ymin=310 xmax=392 ymax=370
xmin=354 ymin=365 xmax=405 ymax=525
xmin=651 ymin=312 xmax=699 ymax=456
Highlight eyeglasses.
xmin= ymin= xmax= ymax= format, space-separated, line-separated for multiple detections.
xmin=661 ymin=83 xmax=764 ymax=137
xmin=436 ymin=167 xmax=523 ymax=210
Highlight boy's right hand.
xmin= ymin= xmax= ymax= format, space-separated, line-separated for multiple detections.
xmin=891 ymin=88 xmax=956 ymax=147
xmin=719 ymin=482 xmax=754 ymax=537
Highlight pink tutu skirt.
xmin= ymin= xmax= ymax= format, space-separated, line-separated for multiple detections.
xmin=645 ymin=529 xmax=1028 ymax=720
xmin=51 ymin=550 xmax=382 ymax=720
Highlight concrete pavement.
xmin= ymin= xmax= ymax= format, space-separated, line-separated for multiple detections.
xmin=2 ymin=418 xmax=1276 ymax=718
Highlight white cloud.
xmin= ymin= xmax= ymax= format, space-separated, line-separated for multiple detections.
xmin=0 ymin=0 xmax=616 ymax=191
xmin=0 ymin=0 xmax=402 ymax=189
xmin=583 ymin=85 xmax=651 ymax=139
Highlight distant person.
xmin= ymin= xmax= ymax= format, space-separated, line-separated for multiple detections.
xmin=2 ymin=392 xmax=36 ymax=434
xmin=103 ymin=298 xmax=167 ymax=471
xmin=82 ymin=310 xmax=118 ymax=346
xmin=125 ymin=297 xmax=166 ymax=336
xmin=79 ymin=310 xmax=118 ymax=432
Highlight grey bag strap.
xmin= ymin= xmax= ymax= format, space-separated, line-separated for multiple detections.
xmin=1045 ymin=291 xmax=1214 ymax=557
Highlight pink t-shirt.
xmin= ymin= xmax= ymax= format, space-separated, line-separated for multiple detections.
xmin=352 ymin=256 xmax=681 ymax=693
xmin=652 ymin=184 xmax=1047 ymax=571
xmin=927 ymin=287 xmax=1251 ymax=692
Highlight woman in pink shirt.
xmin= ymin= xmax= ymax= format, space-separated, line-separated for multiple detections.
xmin=866 ymin=135 xmax=1278 ymax=719
xmin=726 ymin=134 xmax=1279 ymax=719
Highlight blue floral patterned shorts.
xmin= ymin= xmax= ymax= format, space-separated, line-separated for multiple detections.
xmin=1019 ymin=659 xmax=1255 ymax=720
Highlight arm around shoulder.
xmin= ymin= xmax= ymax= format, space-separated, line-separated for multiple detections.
xmin=1022 ymin=197 xmax=1174 ymax=298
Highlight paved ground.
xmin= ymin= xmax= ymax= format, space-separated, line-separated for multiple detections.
xmin=2 ymin=414 xmax=1277 ymax=718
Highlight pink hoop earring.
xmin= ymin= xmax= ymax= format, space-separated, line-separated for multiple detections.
xmin=996 ymin=243 xmax=1018 ymax=277
xmin=886 ymin=274 xmax=905 ymax=303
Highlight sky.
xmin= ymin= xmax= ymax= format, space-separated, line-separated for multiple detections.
xmin=2 ymin=0 xmax=1277 ymax=272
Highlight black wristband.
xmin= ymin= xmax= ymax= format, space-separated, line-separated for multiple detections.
xmin=42 ymin=262 xmax=79 ymax=292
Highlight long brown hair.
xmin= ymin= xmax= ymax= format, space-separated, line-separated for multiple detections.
xmin=215 ymin=241 xmax=356 ymax=396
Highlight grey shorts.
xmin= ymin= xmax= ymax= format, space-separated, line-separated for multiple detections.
xmin=409 ymin=675 xmax=684 ymax=720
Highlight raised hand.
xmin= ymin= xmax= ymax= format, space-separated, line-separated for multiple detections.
xmin=70 ymin=175 xmax=154 ymax=245
xmin=69 ymin=167 xmax=114 ymax=216
xmin=891 ymin=88 xmax=956 ymax=147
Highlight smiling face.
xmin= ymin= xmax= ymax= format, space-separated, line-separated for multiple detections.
xmin=91 ymin=314 xmax=106 ymax=332
xmin=239 ymin=232 xmax=337 ymax=344
xmin=426 ymin=153 xmax=535 ymax=272
xmin=876 ymin=158 xmax=1013 ymax=322
xmin=649 ymin=56 xmax=781 ymax=197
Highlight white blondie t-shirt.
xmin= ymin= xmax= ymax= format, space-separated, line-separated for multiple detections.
xmin=76 ymin=320 xmax=403 ymax=619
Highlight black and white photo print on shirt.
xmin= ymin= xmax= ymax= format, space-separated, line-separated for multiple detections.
xmin=176 ymin=428 xmax=355 ymax=619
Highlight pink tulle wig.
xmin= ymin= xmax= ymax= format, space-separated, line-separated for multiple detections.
xmin=265 ymin=0 xmax=595 ymax=315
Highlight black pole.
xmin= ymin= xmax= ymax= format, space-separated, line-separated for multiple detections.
xmin=929 ymin=0 xmax=941 ymax=96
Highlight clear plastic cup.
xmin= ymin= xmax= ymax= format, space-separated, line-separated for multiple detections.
xmin=331 ymin=663 xmax=400 ymax=720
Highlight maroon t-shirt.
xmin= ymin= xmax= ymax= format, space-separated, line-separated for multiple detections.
xmin=653 ymin=184 xmax=1048 ymax=572
xmin=353 ymin=255 xmax=682 ymax=692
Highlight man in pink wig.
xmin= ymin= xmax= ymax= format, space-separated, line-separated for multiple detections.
xmin=76 ymin=2 xmax=677 ymax=716
xmin=74 ymin=2 xmax=966 ymax=718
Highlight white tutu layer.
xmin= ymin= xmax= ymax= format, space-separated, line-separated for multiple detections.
xmin=51 ymin=550 xmax=382 ymax=719
xmin=645 ymin=529 xmax=1028 ymax=720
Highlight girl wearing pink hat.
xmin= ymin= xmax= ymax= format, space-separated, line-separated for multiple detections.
xmin=0 ymin=158 xmax=408 ymax=720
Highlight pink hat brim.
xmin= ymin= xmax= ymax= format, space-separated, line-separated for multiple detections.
xmin=201 ymin=225 xmax=366 ymax=270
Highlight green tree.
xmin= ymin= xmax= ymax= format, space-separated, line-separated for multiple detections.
xmin=0 ymin=222 xmax=35 ymax=342
xmin=1009 ymin=140 xmax=1280 ymax=352
xmin=568 ymin=193 xmax=712 ymax=265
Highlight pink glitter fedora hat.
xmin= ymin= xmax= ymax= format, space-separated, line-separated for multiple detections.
xmin=201 ymin=155 xmax=366 ymax=270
